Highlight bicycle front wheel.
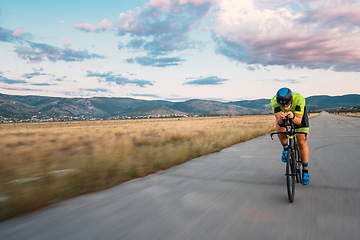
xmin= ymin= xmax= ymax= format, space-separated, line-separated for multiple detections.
xmin=286 ymin=149 xmax=296 ymax=203
xmin=294 ymin=143 xmax=302 ymax=184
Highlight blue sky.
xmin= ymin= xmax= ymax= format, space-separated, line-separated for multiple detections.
xmin=0 ymin=0 xmax=359 ymax=102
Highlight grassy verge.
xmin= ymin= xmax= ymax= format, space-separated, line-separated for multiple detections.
xmin=337 ymin=112 xmax=360 ymax=118
xmin=0 ymin=115 xmax=275 ymax=221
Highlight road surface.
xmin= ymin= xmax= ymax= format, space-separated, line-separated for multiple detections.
xmin=0 ymin=113 xmax=359 ymax=240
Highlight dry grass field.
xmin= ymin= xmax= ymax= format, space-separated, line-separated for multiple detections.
xmin=0 ymin=115 xmax=276 ymax=220
xmin=338 ymin=112 xmax=360 ymax=118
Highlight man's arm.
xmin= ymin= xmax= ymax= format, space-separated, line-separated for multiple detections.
xmin=276 ymin=112 xmax=303 ymax=126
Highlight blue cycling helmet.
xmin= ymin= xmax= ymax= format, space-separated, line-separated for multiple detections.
xmin=276 ymin=87 xmax=293 ymax=106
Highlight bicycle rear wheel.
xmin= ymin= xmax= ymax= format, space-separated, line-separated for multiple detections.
xmin=286 ymin=148 xmax=296 ymax=203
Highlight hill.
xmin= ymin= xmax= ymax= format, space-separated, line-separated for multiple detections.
xmin=0 ymin=93 xmax=359 ymax=122
xmin=305 ymin=94 xmax=360 ymax=111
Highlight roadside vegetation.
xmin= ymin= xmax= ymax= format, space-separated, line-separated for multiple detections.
xmin=327 ymin=106 xmax=360 ymax=118
xmin=0 ymin=115 xmax=276 ymax=220
xmin=336 ymin=112 xmax=360 ymax=118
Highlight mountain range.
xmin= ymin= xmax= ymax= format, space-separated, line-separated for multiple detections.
xmin=0 ymin=93 xmax=359 ymax=120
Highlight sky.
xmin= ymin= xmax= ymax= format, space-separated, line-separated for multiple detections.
xmin=0 ymin=0 xmax=359 ymax=102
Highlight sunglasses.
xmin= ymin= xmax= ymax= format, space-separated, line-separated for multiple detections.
xmin=279 ymin=100 xmax=292 ymax=107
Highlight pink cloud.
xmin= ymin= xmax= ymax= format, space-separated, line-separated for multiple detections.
xmin=117 ymin=0 xmax=216 ymax=56
xmin=96 ymin=19 xmax=112 ymax=30
xmin=74 ymin=23 xmax=96 ymax=32
xmin=118 ymin=12 xmax=139 ymax=33
xmin=64 ymin=38 xmax=72 ymax=47
xmin=213 ymin=0 xmax=360 ymax=71
xmin=12 ymin=28 xmax=24 ymax=37
xmin=74 ymin=19 xmax=112 ymax=32
xmin=313 ymin=4 xmax=360 ymax=26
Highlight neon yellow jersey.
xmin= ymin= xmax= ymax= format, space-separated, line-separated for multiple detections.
xmin=270 ymin=92 xmax=306 ymax=115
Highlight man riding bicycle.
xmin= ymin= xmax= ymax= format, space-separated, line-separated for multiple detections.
xmin=270 ymin=88 xmax=310 ymax=185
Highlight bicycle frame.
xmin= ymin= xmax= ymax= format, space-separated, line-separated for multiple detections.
xmin=270 ymin=118 xmax=306 ymax=203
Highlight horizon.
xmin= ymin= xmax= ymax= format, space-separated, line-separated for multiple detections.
xmin=1 ymin=0 xmax=360 ymax=101
xmin=1 ymin=92 xmax=358 ymax=103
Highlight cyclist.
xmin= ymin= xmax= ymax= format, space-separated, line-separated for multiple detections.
xmin=270 ymin=87 xmax=310 ymax=185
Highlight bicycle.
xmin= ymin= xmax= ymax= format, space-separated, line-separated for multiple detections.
xmin=270 ymin=118 xmax=306 ymax=203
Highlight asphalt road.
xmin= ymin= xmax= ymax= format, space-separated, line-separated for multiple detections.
xmin=0 ymin=113 xmax=359 ymax=240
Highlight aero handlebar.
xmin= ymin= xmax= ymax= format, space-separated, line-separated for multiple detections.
xmin=270 ymin=117 xmax=307 ymax=140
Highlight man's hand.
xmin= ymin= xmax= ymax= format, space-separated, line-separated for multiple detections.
xmin=280 ymin=111 xmax=295 ymax=119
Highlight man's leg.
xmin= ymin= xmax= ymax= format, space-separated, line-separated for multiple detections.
xmin=296 ymin=134 xmax=309 ymax=169
xmin=276 ymin=124 xmax=289 ymax=162
xmin=296 ymin=133 xmax=310 ymax=185
xmin=276 ymin=124 xmax=287 ymax=144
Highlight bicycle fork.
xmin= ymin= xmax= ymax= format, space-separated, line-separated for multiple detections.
xmin=287 ymin=136 xmax=296 ymax=177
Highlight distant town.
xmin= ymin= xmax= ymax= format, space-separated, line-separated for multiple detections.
xmin=0 ymin=114 xmax=204 ymax=124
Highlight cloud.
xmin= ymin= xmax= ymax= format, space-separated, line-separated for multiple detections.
xmin=246 ymin=65 xmax=258 ymax=71
xmin=86 ymin=71 xmax=153 ymax=87
xmin=299 ymin=2 xmax=360 ymax=27
xmin=0 ymin=27 xmax=24 ymax=43
xmin=81 ymin=88 xmax=110 ymax=93
xmin=74 ymin=19 xmax=112 ymax=32
xmin=253 ymin=0 xmax=301 ymax=11
xmin=0 ymin=75 xmax=27 ymax=84
xmin=22 ymin=71 xmax=46 ymax=79
xmin=273 ymin=78 xmax=300 ymax=84
xmin=14 ymin=42 xmax=104 ymax=63
xmin=1 ymin=26 xmax=104 ymax=63
xmin=86 ymin=71 xmax=114 ymax=78
xmin=117 ymin=0 xmax=216 ymax=56
xmin=75 ymin=23 xmax=96 ymax=32
xmin=125 ymin=56 xmax=184 ymax=67
xmin=0 ymin=86 xmax=37 ymax=92
xmin=213 ymin=0 xmax=360 ymax=72
xmin=31 ymin=83 xmax=58 ymax=86
xmin=131 ymin=93 xmax=160 ymax=98
xmin=12 ymin=28 xmax=24 ymax=37
xmin=184 ymin=76 xmax=229 ymax=85
xmin=64 ymin=38 xmax=72 ymax=47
